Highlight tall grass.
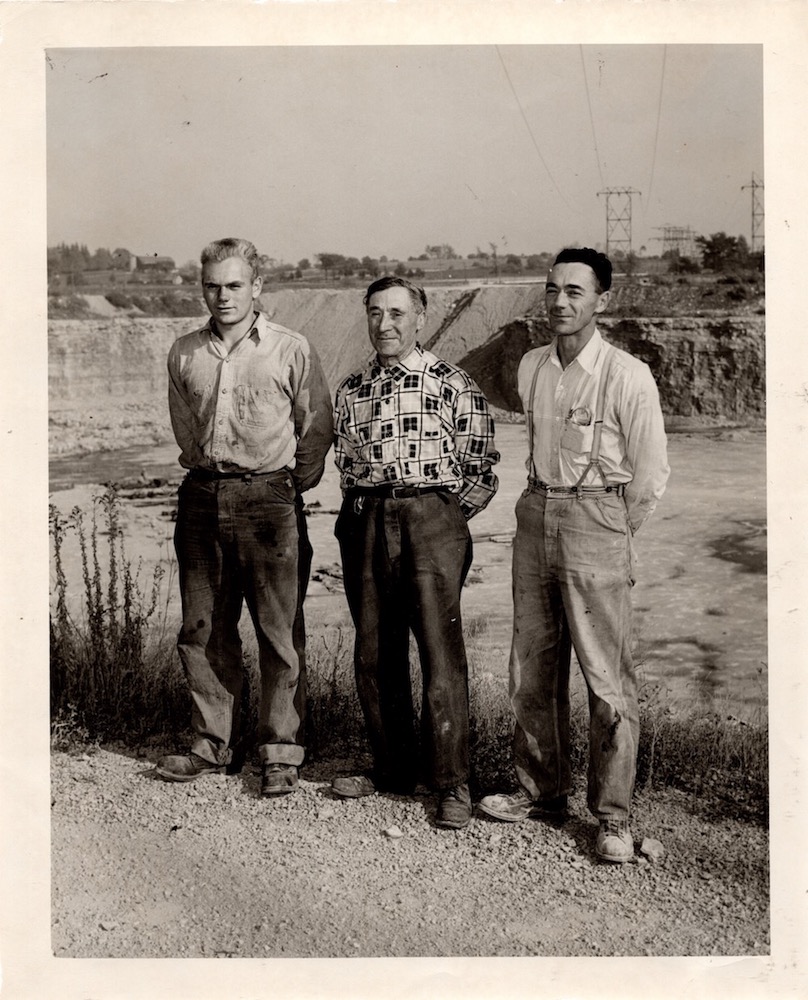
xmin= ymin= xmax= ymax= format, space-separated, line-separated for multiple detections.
xmin=49 ymin=489 xmax=187 ymax=743
xmin=49 ymin=499 xmax=767 ymax=819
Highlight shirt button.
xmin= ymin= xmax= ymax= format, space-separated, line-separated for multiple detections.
xmin=222 ymin=388 xmax=228 ymax=394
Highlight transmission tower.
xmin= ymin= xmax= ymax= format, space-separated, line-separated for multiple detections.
xmin=597 ymin=187 xmax=641 ymax=257
xmin=652 ymin=225 xmax=699 ymax=260
xmin=741 ymin=173 xmax=764 ymax=252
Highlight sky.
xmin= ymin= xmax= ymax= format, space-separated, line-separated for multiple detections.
xmin=46 ymin=44 xmax=762 ymax=267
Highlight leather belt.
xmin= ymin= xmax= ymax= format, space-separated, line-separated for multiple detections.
xmin=528 ymin=478 xmax=627 ymax=498
xmin=348 ymin=485 xmax=452 ymax=500
xmin=188 ymin=468 xmax=289 ymax=482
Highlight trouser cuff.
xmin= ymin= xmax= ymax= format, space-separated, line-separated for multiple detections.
xmin=190 ymin=738 xmax=231 ymax=767
xmin=258 ymin=742 xmax=306 ymax=767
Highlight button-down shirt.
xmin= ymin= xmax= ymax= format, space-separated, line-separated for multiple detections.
xmin=168 ymin=311 xmax=333 ymax=492
xmin=334 ymin=344 xmax=499 ymax=519
xmin=518 ymin=329 xmax=669 ymax=532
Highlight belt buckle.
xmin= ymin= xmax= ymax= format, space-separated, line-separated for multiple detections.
xmin=390 ymin=486 xmax=408 ymax=499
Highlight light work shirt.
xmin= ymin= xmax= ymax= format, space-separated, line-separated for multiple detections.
xmin=518 ymin=329 xmax=670 ymax=532
xmin=334 ymin=343 xmax=500 ymax=519
xmin=167 ymin=311 xmax=333 ymax=492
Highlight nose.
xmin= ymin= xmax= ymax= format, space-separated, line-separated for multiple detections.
xmin=378 ymin=311 xmax=393 ymax=331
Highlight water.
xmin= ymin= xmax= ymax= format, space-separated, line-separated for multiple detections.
xmin=50 ymin=443 xmax=184 ymax=493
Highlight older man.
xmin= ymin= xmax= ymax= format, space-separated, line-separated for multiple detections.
xmin=156 ymin=238 xmax=333 ymax=795
xmin=479 ymin=248 xmax=669 ymax=862
xmin=331 ymin=276 xmax=499 ymax=829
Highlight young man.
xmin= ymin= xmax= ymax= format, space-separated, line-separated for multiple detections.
xmin=331 ymin=276 xmax=499 ymax=829
xmin=479 ymin=248 xmax=670 ymax=861
xmin=156 ymin=238 xmax=333 ymax=795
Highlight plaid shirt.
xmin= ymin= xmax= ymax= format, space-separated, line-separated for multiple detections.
xmin=334 ymin=344 xmax=499 ymax=519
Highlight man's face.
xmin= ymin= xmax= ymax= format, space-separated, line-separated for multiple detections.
xmin=202 ymin=257 xmax=262 ymax=329
xmin=366 ymin=286 xmax=425 ymax=365
xmin=545 ymin=261 xmax=610 ymax=339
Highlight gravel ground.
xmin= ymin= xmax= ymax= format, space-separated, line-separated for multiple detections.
xmin=51 ymin=743 xmax=769 ymax=960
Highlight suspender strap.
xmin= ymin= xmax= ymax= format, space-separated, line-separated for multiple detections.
xmin=525 ymin=341 xmax=617 ymax=490
xmin=573 ymin=344 xmax=615 ymax=490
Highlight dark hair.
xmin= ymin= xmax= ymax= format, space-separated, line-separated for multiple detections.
xmin=552 ymin=247 xmax=612 ymax=292
xmin=363 ymin=276 xmax=427 ymax=313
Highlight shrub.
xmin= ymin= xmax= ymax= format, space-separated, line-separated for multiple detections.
xmin=105 ymin=291 xmax=133 ymax=309
xmin=49 ymin=489 xmax=184 ymax=742
xmin=49 ymin=503 xmax=768 ymax=821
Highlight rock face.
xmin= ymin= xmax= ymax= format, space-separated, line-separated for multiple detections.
xmin=48 ymin=287 xmax=765 ymax=456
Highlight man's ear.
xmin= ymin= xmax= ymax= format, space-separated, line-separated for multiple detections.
xmin=416 ymin=309 xmax=426 ymax=333
xmin=595 ymin=289 xmax=611 ymax=314
xmin=252 ymin=274 xmax=264 ymax=298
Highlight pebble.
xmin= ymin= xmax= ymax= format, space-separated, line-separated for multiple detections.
xmin=640 ymin=838 xmax=666 ymax=863
xmin=383 ymin=826 xmax=404 ymax=839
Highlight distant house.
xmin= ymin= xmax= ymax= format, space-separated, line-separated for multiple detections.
xmin=135 ymin=255 xmax=176 ymax=272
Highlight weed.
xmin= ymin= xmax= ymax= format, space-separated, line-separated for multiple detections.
xmin=49 ymin=503 xmax=768 ymax=820
xmin=49 ymin=488 xmax=184 ymax=743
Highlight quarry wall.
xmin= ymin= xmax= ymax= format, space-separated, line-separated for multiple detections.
xmin=48 ymin=286 xmax=765 ymax=456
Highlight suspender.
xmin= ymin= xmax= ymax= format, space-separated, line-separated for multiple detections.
xmin=526 ymin=342 xmax=616 ymax=490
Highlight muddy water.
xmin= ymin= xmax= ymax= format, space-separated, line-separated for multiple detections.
xmin=50 ymin=442 xmax=183 ymax=493
xmin=48 ymin=426 xmax=768 ymax=719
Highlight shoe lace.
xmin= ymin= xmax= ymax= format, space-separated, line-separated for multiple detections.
xmin=602 ymin=819 xmax=628 ymax=836
xmin=443 ymin=785 xmax=469 ymax=803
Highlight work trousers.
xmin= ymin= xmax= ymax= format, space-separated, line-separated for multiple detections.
xmin=173 ymin=472 xmax=311 ymax=767
xmin=510 ymin=488 xmax=638 ymax=821
xmin=336 ymin=490 xmax=473 ymax=791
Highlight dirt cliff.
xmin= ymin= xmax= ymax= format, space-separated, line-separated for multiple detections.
xmin=48 ymin=286 xmax=765 ymax=456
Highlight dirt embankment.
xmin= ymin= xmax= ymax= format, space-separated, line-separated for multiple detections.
xmin=48 ymin=285 xmax=765 ymax=457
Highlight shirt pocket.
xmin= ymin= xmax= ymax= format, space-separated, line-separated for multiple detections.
xmin=560 ymin=421 xmax=594 ymax=456
xmin=234 ymin=385 xmax=277 ymax=427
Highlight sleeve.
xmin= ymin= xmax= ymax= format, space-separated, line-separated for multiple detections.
xmin=452 ymin=377 xmax=500 ymax=519
xmin=289 ymin=340 xmax=334 ymax=493
xmin=619 ymin=364 xmax=670 ymax=533
xmin=167 ymin=342 xmax=201 ymax=468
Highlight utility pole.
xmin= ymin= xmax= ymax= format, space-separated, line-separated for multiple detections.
xmin=741 ymin=173 xmax=764 ymax=252
xmin=489 ymin=242 xmax=499 ymax=279
xmin=597 ymin=187 xmax=641 ymax=257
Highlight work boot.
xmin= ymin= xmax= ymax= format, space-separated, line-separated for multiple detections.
xmin=261 ymin=762 xmax=299 ymax=796
xmin=155 ymin=752 xmax=225 ymax=783
xmin=478 ymin=788 xmax=568 ymax=823
xmin=596 ymin=819 xmax=634 ymax=863
xmin=436 ymin=784 xmax=472 ymax=829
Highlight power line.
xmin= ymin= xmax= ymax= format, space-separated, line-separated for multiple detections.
xmin=645 ymin=45 xmax=667 ymax=211
xmin=495 ymin=46 xmax=574 ymax=211
xmin=579 ymin=46 xmax=605 ymax=190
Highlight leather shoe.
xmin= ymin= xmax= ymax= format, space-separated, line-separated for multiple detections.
xmin=436 ymin=783 xmax=472 ymax=829
xmin=478 ymin=788 xmax=568 ymax=823
xmin=155 ymin=752 xmax=225 ymax=782
xmin=332 ymin=774 xmax=377 ymax=798
xmin=261 ymin=762 xmax=299 ymax=796
xmin=596 ymin=819 xmax=634 ymax=863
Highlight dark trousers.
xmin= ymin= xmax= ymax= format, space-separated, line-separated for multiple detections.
xmin=173 ymin=472 xmax=311 ymax=767
xmin=336 ymin=491 xmax=473 ymax=791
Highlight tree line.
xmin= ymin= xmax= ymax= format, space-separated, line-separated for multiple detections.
xmin=48 ymin=232 xmax=764 ymax=287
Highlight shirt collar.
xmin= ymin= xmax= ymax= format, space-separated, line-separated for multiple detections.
xmin=551 ymin=328 xmax=603 ymax=374
xmin=368 ymin=342 xmax=424 ymax=378
xmin=207 ymin=310 xmax=264 ymax=342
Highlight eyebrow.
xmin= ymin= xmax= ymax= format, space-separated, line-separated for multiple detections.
xmin=546 ymin=281 xmax=587 ymax=292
